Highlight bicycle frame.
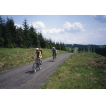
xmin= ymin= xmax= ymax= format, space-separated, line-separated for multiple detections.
xmin=35 ymin=58 xmax=40 ymax=63
xmin=53 ymin=52 xmax=56 ymax=58
xmin=33 ymin=57 xmax=42 ymax=72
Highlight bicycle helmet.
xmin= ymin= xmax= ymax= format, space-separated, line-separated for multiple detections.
xmin=36 ymin=48 xmax=39 ymax=51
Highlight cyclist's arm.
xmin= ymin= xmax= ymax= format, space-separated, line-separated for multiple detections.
xmin=55 ymin=49 xmax=57 ymax=53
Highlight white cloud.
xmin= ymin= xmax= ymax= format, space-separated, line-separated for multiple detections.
xmin=36 ymin=29 xmax=47 ymax=35
xmin=15 ymin=24 xmax=21 ymax=28
xmin=46 ymin=28 xmax=64 ymax=34
xmin=42 ymin=29 xmax=46 ymax=34
xmin=29 ymin=21 xmax=45 ymax=29
xmin=33 ymin=21 xmax=85 ymax=35
xmin=29 ymin=21 xmax=46 ymax=34
xmin=63 ymin=22 xmax=71 ymax=30
xmin=63 ymin=21 xmax=85 ymax=32
xmin=29 ymin=21 xmax=85 ymax=35
xmin=15 ymin=24 xmax=25 ymax=30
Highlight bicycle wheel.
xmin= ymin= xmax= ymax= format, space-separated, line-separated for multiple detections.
xmin=33 ymin=62 xmax=37 ymax=72
xmin=53 ymin=53 xmax=55 ymax=61
xmin=39 ymin=60 xmax=42 ymax=70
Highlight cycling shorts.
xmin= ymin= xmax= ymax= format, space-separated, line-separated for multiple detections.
xmin=36 ymin=55 xmax=42 ymax=59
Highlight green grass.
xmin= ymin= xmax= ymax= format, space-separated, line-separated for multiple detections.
xmin=41 ymin=52 xmax=106 ymax=89
xmin=0 ymin=48 xmax=68 ymax=72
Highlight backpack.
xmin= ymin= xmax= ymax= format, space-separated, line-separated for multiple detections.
xmin=39 ymin=49 xmax=42 ymax=54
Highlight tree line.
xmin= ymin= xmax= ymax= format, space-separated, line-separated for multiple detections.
xmin=78 ymin=46 xmax=106 ymax=56
xmin=65 ymin=44 xmax=106 ymax=56
xmin=0 ymin=16 xmax=66 ymax=51
xmin=66 ymin=47 xmax=74 ymax=53
xmin=65 ymin=44 xmax=106 ymax=48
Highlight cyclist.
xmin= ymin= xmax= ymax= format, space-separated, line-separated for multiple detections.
xmin=52 ymin=47 xmax=57 ymax=59
xmin=32 ymin=48 xmax=42 ymax=64
xmin=39 ymin=48 xmax=42 ymax=62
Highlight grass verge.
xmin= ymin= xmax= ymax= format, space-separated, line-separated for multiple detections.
xmin=41 ymin=52 xmax=106 ymax=89
xmin=0 ymin=48 xmax=68 ymax=72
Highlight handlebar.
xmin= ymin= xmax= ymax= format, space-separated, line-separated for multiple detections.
xmin=31 ymin=57 xmax=40 ymax=60
xmin=31 ymin=57 xmax=34 ymax=59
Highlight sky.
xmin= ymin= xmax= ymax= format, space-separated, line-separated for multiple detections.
xmin=1 ymin=15 xmax=106 ymax=45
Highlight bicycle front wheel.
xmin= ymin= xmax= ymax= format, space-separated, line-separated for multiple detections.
xmin=53 ymin=53 xmax=55 ymax=61
xmin=39 ymin=60 xmax=42 ymax=70
xmin=33 ymin=62 xmax=37 ymax=72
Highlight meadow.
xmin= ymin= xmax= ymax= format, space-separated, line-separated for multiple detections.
xmin=41 ymin=52 xmax=106 ymax=89
xmin=0 ymin=48 xmax=68 ymax=72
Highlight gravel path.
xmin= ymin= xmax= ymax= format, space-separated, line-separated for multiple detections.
xmin=0 ymin=53 xmax=73 ymax=89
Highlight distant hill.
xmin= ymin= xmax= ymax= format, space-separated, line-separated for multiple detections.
xmin=65 ymin=44 xmax=106 ymax=48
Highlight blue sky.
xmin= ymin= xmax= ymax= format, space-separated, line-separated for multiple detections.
xmin=1 ymin=15 xmax=106 ymax=45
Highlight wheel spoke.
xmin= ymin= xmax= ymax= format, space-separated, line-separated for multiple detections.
xmin=33 ymin=60 xmax=42 ymax=72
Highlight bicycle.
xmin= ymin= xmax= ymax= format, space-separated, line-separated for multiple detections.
xmin=32 ymin=57 xmax=42 ymax=72
xmin=53 ymin=52 xmax=56 ymax=61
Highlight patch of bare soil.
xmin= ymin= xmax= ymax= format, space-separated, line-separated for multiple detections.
xmin=89 ymin=60 xmax=106 ymax=68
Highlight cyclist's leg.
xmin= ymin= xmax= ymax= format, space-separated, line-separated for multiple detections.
xmin=52 ymin=52 xmax=53 ymax=58
xmin=40 ymin=55 xmax=42 ymax=64
xmin=36 ymin=57 xmax=37 ymax=63
xmin=36 ymin=55 xmax=39 ymax=64
xmin=39 ymin=56 xmax=40 ymax=62
xmin=39 ymin=57 xmax=42 ymax=69
xmin=39 ymin=57 xmax=41 ymax=64
xmin=39 ymin=58 xmax=42 ymax=65
xmin=53 ymin=52 xmax=54 ymax=59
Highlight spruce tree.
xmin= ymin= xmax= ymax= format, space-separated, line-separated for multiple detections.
xmin=0 ymin=17 xmax=4 ymax=47
xmin=16 ymin=27 xmax=23 ymax=47
xmin=23 ymin=19 xmax=29 ymax=47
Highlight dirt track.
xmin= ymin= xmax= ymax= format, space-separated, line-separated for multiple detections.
xmin=0 ymin=53 xmax=73 ymax=89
